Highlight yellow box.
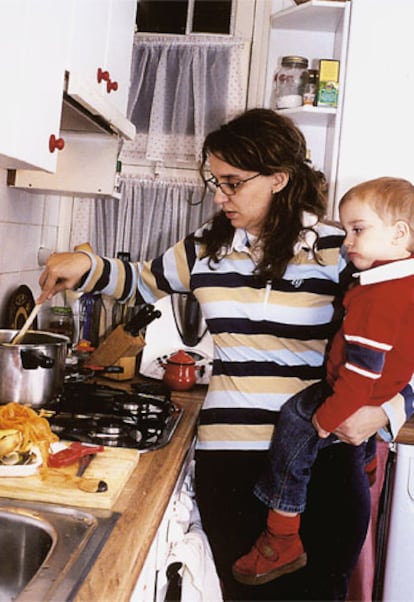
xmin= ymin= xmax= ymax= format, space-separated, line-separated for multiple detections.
xmin=317 ymin=59 xmax=340 ymax=107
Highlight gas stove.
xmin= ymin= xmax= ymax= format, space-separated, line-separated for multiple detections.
xmin=44 ymin=381 xmax=183 ymax=453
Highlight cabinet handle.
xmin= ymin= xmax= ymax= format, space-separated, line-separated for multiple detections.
xmin=97 ymin=67 xmax=110 ymax=83
xmin=107 ymin=80 xmax=118 ymax=93
xmin=49 ymin=134 xmax=65 ymax=153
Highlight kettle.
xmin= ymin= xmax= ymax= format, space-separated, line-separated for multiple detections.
xmin=161 ymin=350 xmax=199 ymax=391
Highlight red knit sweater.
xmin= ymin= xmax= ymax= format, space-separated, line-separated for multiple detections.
xmin=316 ymin=257 xmax=414 ymax=432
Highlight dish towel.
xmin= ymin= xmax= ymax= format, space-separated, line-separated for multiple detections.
xmin=166 ymin=505 xmax=223 ymax=602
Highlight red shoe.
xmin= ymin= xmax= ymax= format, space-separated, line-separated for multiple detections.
xmin=232 ymin=530 xmax=307 ymax=586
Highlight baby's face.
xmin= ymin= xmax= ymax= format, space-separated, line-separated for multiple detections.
xmin=340 ymin=198 xmax=410 ymax=270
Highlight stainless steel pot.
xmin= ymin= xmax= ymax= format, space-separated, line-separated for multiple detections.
xmin=0 ymin=330 xmax=69 ymax=408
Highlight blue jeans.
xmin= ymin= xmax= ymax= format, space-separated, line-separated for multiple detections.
xmin=254 ymin=381 xmax=372 ymax=514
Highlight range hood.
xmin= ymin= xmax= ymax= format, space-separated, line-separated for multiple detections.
xmin=62 ymin=70 xmax=136 ymax=141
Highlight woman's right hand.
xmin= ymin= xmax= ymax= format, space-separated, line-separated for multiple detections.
xmin=38 ymin=252 xmax=92 ymax=303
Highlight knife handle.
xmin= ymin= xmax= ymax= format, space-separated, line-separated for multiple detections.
xmin=124 ymin=304 xmax=161 ymax=336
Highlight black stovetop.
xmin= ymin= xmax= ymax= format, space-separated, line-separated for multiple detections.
xmin=45 ymin=381 xmax=182 ymax=452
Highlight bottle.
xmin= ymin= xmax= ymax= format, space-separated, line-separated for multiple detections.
xmin=303 ymin=69 xmax=319 ymax=106
xmin=272 ymin=56 xmax=309 ymax=110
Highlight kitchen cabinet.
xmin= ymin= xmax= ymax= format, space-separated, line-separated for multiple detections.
xmin=7 ymin=133 xmax=121 ymax=197
xmin=264 ymin=0 xmax=351 ymax=215
xmin=66 ymin=0 xmax=137 ymax=115
xmin=0 ymin=0 xmax=70 ymax=171
xmin=6 ymin=0 xmax=137 ymax=196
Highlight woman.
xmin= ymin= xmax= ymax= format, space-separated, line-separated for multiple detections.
xmin=39 ymin=109 xmax=410 ymax=601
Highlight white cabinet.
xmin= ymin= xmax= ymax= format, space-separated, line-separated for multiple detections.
xmin=265 ymin=0 xmax=414 ymax=218
xmin=0 ymin=0 xmax=70 ymax=171
xmin=7 ymin=0 xmax=137 ymax=195
xmin=66 ymin=0 xmax=137 ymax=115
xmin=265 ymin=0 xmax=351 ymax=215
xmin=8 ymin=133 xmax=120 ymax=197
xmin=333 ymin=0 xmax=414 ymax=210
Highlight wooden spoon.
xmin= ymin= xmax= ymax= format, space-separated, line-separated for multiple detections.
xmin=10 ymin=304 xmax=42 ymax=345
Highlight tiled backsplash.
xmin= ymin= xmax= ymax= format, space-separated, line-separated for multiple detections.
xmin=0 ymin=168 xmax=74 ymax=327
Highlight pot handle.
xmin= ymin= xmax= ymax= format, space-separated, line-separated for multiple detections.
xmin=20 ymin=350 xmax=55 ymax=370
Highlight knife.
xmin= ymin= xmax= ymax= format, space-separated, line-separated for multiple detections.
xmin=124 ymin=304 xmax=162 ymax=337
xmin=76 ymin=453 xmax=108 ymax=493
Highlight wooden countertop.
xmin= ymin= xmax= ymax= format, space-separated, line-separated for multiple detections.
xmin=74 ymin=381 xmax=206 ymax=602
xmin=396 ymin=414 xmax=414 ymax=445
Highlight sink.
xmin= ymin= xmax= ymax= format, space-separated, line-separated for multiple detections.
xmin=0 ymin=498 xmax=119 ymax=601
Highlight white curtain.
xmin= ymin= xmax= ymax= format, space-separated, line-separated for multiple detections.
xmin=120 ymin=34 xmax=244 ymax=167
xmin=90 ymin=176 xmax=214 ymax=261
xmin=70 ymin=34 xmax=243 ymax=261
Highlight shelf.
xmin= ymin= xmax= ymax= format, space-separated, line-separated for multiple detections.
xmin=270 ymin=0 xmax=348 ymax=32
xmin=276 ymin=105 xmax=336 ymax=126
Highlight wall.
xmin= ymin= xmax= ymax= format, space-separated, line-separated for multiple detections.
xmin=0 ymin=167 xmax=73 ymax=327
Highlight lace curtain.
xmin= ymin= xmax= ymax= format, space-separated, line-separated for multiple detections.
xmin=87 ymin=176 xmax=214 ymax=261
xmin=70 ymin=35 xmax=243 ymax=262
xmin=119 ymin=34 xmax=244 ymax=167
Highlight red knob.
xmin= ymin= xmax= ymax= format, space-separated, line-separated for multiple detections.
xmin=107 ymin=79 xmax=118 ymax=93
xmin=49 ymin=134 xmax=65 ymax=153
xmin=97 ymin=67 xmax=110 ymax=83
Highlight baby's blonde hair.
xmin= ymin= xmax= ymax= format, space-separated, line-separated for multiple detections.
xmin=340 ymin=177 xmax=414 ymax=234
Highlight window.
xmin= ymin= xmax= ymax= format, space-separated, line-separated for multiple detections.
xmin=136 ymin=0 xmax=233 ymax=35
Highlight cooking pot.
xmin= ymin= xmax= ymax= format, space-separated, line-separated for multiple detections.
xmin=161 ymin=350 xmax=200 ymax=391
xmin=0 ymin=330 xmax=69 ymax=408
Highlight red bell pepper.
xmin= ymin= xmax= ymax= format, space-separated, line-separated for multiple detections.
xmin=48 ymin=441 xmax=104 ymax=468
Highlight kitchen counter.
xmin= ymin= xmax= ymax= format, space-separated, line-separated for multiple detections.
xmin=74 ymin=381 xmax=206 ymax=602
xmin=396 ymin=414 xmax=414 ymax=445
xmin=72 ymin=379 xmax=414 ymax=601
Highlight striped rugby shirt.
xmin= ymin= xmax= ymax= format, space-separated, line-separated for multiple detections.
xmin=78 ymin=220 xmax=412 ymax=450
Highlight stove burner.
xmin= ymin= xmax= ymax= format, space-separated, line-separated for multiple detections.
xmin=45 ymin=382 xmax=182 ymax=452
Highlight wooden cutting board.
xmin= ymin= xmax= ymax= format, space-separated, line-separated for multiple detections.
xmin=0 ymin=446 xmax=140 ymax=509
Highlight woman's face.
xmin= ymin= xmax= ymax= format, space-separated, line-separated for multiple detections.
xmin=208 ymin=154 xmax=288 ymax=236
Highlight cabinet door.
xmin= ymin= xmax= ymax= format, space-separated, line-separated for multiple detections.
xmin=67 ymin=0 xmax=112 ymax=99
xmin=0 ymin=0 xmax=68 ymax=171
xmin=67 ymin=0 xmax=136 ymax=115
xmin=105 ymin=0 xmax=137 ymax=113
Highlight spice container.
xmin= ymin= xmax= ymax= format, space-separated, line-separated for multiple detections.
xmin=272 ymin=56 xmax=309 ymax=109
xmin=303 ymin=69 xmax=319 ymax=106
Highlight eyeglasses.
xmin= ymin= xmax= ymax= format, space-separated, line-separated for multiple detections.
xmin=204 ymin=173 xmax=261 ymax=196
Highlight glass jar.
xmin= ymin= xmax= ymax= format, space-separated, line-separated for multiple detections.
xmin=272 ymin=56 xmax=309 ymax=110
xmin=45 ymin=306 xmax=75 ymax=342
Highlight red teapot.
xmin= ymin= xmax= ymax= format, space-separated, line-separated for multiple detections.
xmin=161 ymin=350 xmax=199 ymax=391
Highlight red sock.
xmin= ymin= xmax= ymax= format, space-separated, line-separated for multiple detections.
xmin=266 ymin=511 xmax=300 ymax=537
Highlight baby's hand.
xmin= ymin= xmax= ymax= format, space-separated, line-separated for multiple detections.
xmin=312 ymin=414 xmax=331 ymax=439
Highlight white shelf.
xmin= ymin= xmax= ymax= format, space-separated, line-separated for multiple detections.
xmin=276 ymin=105 xmax=337 ymax=126
xmin=271 ymin=1 xmax=348 ymax=32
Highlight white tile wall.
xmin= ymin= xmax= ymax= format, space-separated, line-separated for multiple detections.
xmin=0 ymin=168 xmax=74 ymax=327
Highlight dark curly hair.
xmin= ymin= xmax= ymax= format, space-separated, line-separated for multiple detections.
xmin=197 ymin=108 xmax=328 ymax=281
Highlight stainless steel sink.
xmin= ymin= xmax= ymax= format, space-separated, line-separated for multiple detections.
xmin=0 ymin=498 xmax=119 ymax=601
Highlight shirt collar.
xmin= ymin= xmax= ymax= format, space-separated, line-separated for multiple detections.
xmin=353 ymin=255 xmax=414 ymax=285
xmin=230 ymin=211 xmax=319 ymax=255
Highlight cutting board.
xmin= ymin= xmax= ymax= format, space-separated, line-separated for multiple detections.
xmin=0 ymin=446 xmax=140 ymax=509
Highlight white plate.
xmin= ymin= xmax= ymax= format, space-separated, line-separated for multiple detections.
xmin=0 ymin=446 xmax=42 ymax=477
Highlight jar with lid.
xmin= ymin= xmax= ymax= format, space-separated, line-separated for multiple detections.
xmin=272 ymin=56 xmax=309 ymax=110
xmin=45 ymin=306 xmax=75 ymax=342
